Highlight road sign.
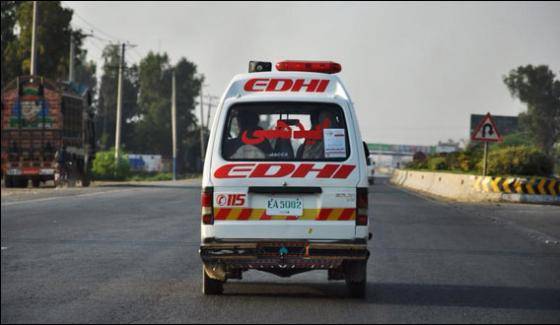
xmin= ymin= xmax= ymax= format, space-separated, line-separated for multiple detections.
xmin=470 ymin=114 xmax=518 ymax=137
xmin=471 ymin=113 xmax=502 ymax=142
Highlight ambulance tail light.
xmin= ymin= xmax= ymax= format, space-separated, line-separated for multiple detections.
xmin=201 ymin=187 xmax=214 ymax=225
xmin=356 ymin=188 xmax=368 ymax=226
xmin=276 ymin=60 xmax=342 ymax=74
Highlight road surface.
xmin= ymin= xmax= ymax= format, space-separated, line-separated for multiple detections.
xmin=2 ymin=178 xmax=559 ymax=323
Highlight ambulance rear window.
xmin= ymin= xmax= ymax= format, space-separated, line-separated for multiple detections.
xmin=221 ymin=102 xmax=350 ymax=161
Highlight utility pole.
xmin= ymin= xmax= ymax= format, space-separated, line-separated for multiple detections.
xmin=30 ymin=1 xmax=38 ymax=75
xmin=205 ymin=95 xmax=219 ymax=129
xmin=114 ymin=43 xmax=125 ymax=162
xmin=68 ymin=33 xmax=75 ymax=82
xmin=199 ymin=85 xmax=206 ymax=166
xmin=171 ymin=69 xmax=177 ymax=181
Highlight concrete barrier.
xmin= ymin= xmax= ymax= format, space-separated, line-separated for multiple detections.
xmin=390 ymin=170 xmax=559 ymax=204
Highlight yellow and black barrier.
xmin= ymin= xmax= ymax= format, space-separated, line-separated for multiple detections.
xmin=474 ymin=176 xmax=559 ymax=196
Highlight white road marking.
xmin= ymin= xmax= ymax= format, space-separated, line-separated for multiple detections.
xmin=1 ymin=188 xmax=138 ymax=207
xmin=1 ymin=247 xmax=7 ymax=251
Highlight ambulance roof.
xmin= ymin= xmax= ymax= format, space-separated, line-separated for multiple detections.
xmin=222 ymin=71 xmax=352 ymax=102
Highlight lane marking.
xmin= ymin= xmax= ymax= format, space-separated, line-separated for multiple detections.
xmin=1 ymin=188 xmax=139 ymax=207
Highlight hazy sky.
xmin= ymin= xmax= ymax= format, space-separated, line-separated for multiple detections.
xmin=64 ymin=1 xmax=560 ymax=146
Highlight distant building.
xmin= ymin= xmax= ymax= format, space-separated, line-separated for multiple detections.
xmin=128 ymin=154 xmax=163 ymax=172
xmin=367 ymin=143 xmax=436 ymax=168
xmin=436 ymin=139 xmax=461 ymax=153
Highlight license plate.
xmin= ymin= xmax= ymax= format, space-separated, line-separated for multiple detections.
xmin=266 ymin=196 xmax=303 ymax=216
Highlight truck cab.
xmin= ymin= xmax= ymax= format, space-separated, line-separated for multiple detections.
xmin=199 ymin=61 xmax=371 ymax=297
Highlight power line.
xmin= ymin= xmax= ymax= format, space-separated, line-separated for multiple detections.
xmin=130 ymin=47 xmax=145 ymax=62
xmin=70 ymin=21 xmax=113 ymax=44
xmin=85 ymin=37 xmax=107 ymax=55
xmin=63 ymin=1 xmax=125 ymax=43
xmin=128 ymin=47 xmax=144 ymax=63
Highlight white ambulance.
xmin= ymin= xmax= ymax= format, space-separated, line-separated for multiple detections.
xmin=199 ymin=60 xmax=371 ymax=297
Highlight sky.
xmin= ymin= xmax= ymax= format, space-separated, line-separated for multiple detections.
xmin=63 ymin=1 xmax=560 ymax=146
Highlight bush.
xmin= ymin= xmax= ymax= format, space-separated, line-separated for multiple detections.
xmin=92 ymin=149 xmax=131 ymax=180
xmin=128 ymin=172 xmax=173 ymax=181
xmin=428 ymin=157 xmax=448 ymax=171
xmin=481 ymin=146 xmax=554 ymax=177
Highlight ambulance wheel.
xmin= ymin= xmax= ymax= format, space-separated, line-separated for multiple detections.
xmin=346 ymin=279 xmax=366 ymax=298
xmin=202 ymin=266 xmax=223 ymax=295
xmin=345 ymin=261 xmax=367 ymax=298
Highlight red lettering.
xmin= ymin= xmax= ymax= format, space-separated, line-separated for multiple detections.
xmin=214 ymin=163 xmax=356 ymax=179
xmin=244 ymin=78 xmax=268 ymax=92
xmin=292 ymin=164 xmax=339 ymax=178
xmin=265 ymin=79 xmax=293 ymax=91
xmin=316 ymin=79 xmax=330 ymax=92
xmin=250 ymin=163 xmax=295 ymax=178
xmin=234 ymin=194 xmax=246 ymax=206
xmin=214 ymin=163 xmax=255 ymax=178
xmin=291 ymin=79 xmax=319 ymax=92
xmin=333 ymin=165 xmax=356 ymax=178
xmin=244 ymin=78 xmax=330 ymax=92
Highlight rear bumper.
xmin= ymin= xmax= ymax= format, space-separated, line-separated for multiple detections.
xmin=199 ymin=240 xmax=369 ymax=270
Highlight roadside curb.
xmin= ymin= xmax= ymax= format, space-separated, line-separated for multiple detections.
xmin=390 ymin=170 xmax=560 ymax=205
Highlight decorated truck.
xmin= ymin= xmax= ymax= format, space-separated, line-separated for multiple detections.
xmin=1 ymin=75 xmax=95 ymax=188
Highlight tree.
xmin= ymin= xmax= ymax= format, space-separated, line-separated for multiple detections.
xmin=1 ymin=1 xmax=21 ymax=88
xmin=3 ymin=1 xmax=81 ymax=81
xmin=132 ymin=52 xmax=204 ymax=172
xmin=2 ymin=1 xmax=93 ymax=89
xmin=503 ymin=65 xmax=560 ymax=156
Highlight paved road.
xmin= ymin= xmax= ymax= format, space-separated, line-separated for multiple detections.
xmin=2 ymin=178 xmax=559 ymax=323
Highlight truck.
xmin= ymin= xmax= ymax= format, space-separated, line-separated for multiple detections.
xmin=1 ymin=75 xmax=95 ymax=188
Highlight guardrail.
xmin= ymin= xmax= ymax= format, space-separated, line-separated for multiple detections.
xmin=474 ymin=177 xmax=558 ymax=195
xmin=391 ymin=169 xmax=559 ymax=204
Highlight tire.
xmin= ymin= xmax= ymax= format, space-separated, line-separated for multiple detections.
xmin=345 ymin=261 xmax=367 ymax=298
xmin=346 ymin=280 xmax=366 ymax=298
xmin=81 ymin=156 xmax=91 ymax=187
xmin=32 ymin=179 xmax=41 ymax=188
xmin=81 ymin=176 xmax=91 ymax=187
xmin=202 ymin=266 xmax=223 ymax=295
xmin=4 ymin=176 xmax=14 ymax=188
xmin=17 ymin=177 xmax=28 ymax=188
